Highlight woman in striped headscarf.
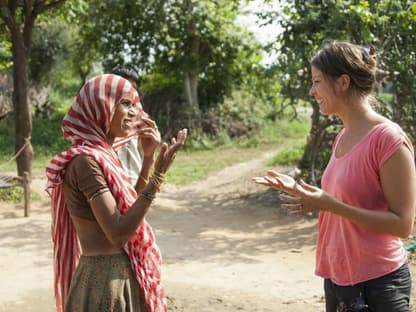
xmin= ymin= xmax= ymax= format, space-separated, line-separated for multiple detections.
xmin=46 ymin=74 xmax=187 ymax=312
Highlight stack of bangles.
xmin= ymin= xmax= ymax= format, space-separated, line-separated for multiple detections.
xmin=139 ymin=171 xmax=166 ymax=202
xmin=149 ymin=170 xmax=166 ymax=192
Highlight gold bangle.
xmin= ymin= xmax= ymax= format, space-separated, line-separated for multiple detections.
xmin=153 ymin=170 xmax=166 ymax=180
xmin=150 ymin=175 xmax=164 ymax=192
xmin=139 ymin=175 xmax=149 ymax=184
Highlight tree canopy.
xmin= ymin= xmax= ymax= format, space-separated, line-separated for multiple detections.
xmin=83 ymin=0 xmax=262 ymax=112
xmin=264 ymin=0 xmax=416 ymax=184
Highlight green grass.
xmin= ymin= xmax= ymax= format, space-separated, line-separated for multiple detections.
xmin=168 ymin=118 xmax=309 ymax=185
xmin=266 ymin=142 xmax=306 ymax=167
xmin=0 ymin=114 xmax=310 ymax=186
xmin=168 ymin=143 xmax=276 ymax=185
xmin=0 ymin=112 xmax=70 ymax=171
xmin=0 ymin=187 xmax=40 ymax=203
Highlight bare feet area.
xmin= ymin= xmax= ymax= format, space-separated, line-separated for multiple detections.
xmin=0 ymin=152 xmax=415 ymax=312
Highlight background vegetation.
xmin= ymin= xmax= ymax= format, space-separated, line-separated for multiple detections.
xmin=0 ymin=0 xmax=415 ymax=190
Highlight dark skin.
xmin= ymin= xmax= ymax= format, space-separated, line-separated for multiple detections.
xmin=71 ymin=96 xmax=187 ymax=255
xmin=124 ymin=78 xmax=162 ymax=193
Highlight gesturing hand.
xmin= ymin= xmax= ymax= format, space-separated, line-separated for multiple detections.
xmin=154 ymin=129 xmax=187 ymax=175
xmin=252 ymin=170 xmax=298 ymax=196
xmin=137 ymin=117 xmax=161 ymax=157
xmin=253 ymin=170 xmax=327 ymax=215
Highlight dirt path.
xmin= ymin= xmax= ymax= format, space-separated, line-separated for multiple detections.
xmin=0 ymin=153 xmax=415 ymax=311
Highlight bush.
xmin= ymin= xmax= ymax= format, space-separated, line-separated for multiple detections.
xmin=267 ymin=143 xmax=305 ymax=166
xmin=0 ymin=187 xmax=39 ymax=203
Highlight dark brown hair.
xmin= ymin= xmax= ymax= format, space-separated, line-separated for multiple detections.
xmin=311 ymin=41 xmax=377 ymax=96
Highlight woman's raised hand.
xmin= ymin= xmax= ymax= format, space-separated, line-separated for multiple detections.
xmin=153 ymin=129 xmax=187 ymax=175
xmin=137 ymin=117 xmax=161 ymax=157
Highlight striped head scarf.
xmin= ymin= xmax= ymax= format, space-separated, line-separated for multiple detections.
xmin=45 ymin=74 xmax=166 ymax=312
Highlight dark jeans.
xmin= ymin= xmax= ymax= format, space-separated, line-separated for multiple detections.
xmin=324 ymin=263 xmax=411 ymax=312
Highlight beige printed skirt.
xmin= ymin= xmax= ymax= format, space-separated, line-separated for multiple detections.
xmin=65 ymin=253 xmax=148 ymax=312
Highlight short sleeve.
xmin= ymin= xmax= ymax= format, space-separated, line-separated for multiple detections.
xmin=66 ymin=155 xmax=110 ymax=202
xmin=374 ymin=123 xmax=414 ymax=170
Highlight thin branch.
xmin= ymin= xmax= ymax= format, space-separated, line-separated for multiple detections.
xmin=33 ymin=0 xmax=66 ymax=15
xmin=0 ymin=0 xmax=17 ymax=33
xmin=24 ymin=0 xmax=34 ymax=25
xmin=7 ymin=0 xmax=18 ymax=16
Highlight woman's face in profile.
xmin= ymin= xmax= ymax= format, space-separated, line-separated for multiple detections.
xmin=107 ymin=93 xmax=137 ymax=141
xmin=309 ymin=66 xmax=339 ymax=116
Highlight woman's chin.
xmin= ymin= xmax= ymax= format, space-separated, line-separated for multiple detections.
xmin=122 ymin=126 xmax=134 ymax=136
xmin=319 ymin=108 xmax=330 ymax=116
xmin=115 ymin=130 xmax=130 ymax=138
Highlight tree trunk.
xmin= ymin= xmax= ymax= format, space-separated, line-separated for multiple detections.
xmin=297 ymin=102 xmax=337 ymax=186
xmin=297 ymin=103 xmax=320 ymax=183
xmin=183 ymin=71 xmax=199 ymax=111
xmin=183 ymin=71 xmax=200 ymax=129
xmin=1 ymin=0 xmax=66 ymax=180
xmin=11 ymin=31 xmax=33 ymax=179
xmin=183 ymin=14 xmax=200 ymax=128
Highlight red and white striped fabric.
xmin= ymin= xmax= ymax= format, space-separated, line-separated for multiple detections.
xmin=45 ymin=74 xmax=167 ymax=312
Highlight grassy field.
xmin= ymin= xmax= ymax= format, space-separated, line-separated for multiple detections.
xmin=0 ymin=115 xmax=310 ymax=191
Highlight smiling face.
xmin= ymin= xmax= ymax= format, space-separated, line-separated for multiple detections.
xmin=107 ymin=93 xmax=137 ymax=142
xmin=309 ymin=66 xmax=341 ymax=116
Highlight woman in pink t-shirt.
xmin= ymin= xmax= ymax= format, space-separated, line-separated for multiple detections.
xmin=254 ymin=41 xmax=416 ymax=312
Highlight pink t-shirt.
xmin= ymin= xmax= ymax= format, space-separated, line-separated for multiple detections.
xmin=315 ymin=122 xmax=413 ymax=285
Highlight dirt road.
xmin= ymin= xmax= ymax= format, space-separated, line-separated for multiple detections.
xmin=0 ymin=153 xmax=414 ymax=311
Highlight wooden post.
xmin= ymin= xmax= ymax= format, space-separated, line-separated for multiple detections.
xmin=23 ymin=171 xmax=30 ymax=217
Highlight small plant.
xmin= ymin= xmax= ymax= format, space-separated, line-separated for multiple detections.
xmin=0 ymin=187 xmax=40 ymax=203
xmin=0 ymin=187 xmax=25 ymax=203
xmin=267 ymin=143 xmax=305 ymax=167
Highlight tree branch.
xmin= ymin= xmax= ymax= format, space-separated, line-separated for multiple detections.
xmin=7 ymin=0 xmax=18 ymax=16
xmin=24 ymin=0 xmax=34 ymax=26
xmin=33 ymin=0 xmax=66 ymax=15
xmin=0 ymin=0 xmax=17 ymax=33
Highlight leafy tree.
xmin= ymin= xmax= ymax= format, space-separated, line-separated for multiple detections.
xmin=84 ymin=0 xmax=260 ymax=116
xmin=265 ymin=0 xmax=415 ymax=185
xmin=30 ymin=21 xmax=69 ymax=84
xmin=0 ymin=32 xmax=12 ymax=70
xmin=373 ymin=1 xmax=416 ymax=139
xmin=0 ymin=0 xmax=67 ymax=178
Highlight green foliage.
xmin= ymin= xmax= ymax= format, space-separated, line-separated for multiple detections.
xmin=0 ymin=187 xmax=39 ymax=203
xmin=32 ymin=113 xmax=70 ymax=155
xmin=269 ymin=1 xmax=376 ymax=107
xmin=84 ymin=0 xmax=262 ymax=110
xmin=0 ymin=113 xmax=70 ymax=160
xmin=30 ymin=21 xmax=70 ymax=84
xmin=182 ymin=88 xmax=291 ymax=150
xmin=219 ymin=89 xmax=267 ymax=126
xmin=185 ymin=128 xmax=233 ymax=151
xmin=0 ymin=187 xmax=25 ymax=203
xmin=0 ymin=103 xmax=310 ymax=188
xmin=169 ymin=117 xmax=309 ymax=185
xmin=264 ymin=0 xmax=416 ymax=184
xmin=373 ymin=0 xmax=416 ymax=140
xmin=0 ymin=115 xmax=15 ymax=155
xmin=267 ymin=143 xmax=305 ymax=166
xmin=0 ymin=38 xmax=12 ymax=70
